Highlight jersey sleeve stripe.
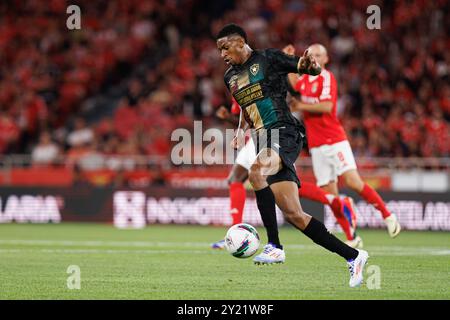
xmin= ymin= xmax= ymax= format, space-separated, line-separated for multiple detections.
xmin=320 ymin=70 xmax=331 ymax=100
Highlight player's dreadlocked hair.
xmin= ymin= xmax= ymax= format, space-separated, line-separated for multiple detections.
xmin=216 ymin=24 xmax=247 ymax=43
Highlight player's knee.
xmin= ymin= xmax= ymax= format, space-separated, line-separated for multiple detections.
xmin=228 ymin=165 xmax=249 ymax=184
xmin=227 ymin=174 xmax=239 ymax=185
xmin=249 ymin=164 xmax=265 ymax=186
xmin=345 ymin=175 xmax=363 ymax=191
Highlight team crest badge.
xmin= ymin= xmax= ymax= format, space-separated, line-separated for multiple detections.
xmin=250 ymin=64 xmax=259 ymax=76
xmin=311 ymin=82 xmax=318 ymax=93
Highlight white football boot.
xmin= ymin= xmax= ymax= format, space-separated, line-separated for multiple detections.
xmin=384 ymin=214 xmax=401 ymax=238
xmin=210 ymin=239 xmax=225 ymax=249
xmin=347 ymin=249 xmax=369 ymax=288
xmin=253 ymin=243 xmax=285 ymax=265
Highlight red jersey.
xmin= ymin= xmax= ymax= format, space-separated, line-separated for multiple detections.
xmin=294 ymin=69 xmax=347 ymax=148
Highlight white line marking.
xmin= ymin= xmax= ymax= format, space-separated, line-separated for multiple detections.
xmin=0 ymin=239 xmax=448 ymax=256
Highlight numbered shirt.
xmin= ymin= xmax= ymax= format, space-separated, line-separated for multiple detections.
xmin=294 ymin=69 xmax=347 ymax=148
xmin=224 ymin=49 xmax=303 ymax=131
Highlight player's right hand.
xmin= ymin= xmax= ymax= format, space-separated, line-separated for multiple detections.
xmin=216 ymin=105 xmax=230 ymax=120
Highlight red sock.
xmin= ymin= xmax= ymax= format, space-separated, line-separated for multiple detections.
xmin=299 ymin=182 xmax=354 ymax=240
xmin=230 ymin=182 xmax=246 ymax=225
xmin=360 ymin=183 xmax=391 ymax=219
xmin=298 ymin=181 xmax=329 ymax=204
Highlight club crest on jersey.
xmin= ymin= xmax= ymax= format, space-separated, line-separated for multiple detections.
xmin=250 ymin=64 xmax=259 ymax=76
xmin=311 ymin=82 xmax=318 ymax=93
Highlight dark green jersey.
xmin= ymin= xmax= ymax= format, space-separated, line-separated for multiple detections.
xmin=224 ymin=49 xmax=302 ymax=130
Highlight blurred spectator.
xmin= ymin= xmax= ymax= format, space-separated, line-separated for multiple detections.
xmin=67 ymin=117 xmax=94 ymax=147
xmin=31 ymin=131 xmax=60 ymax=165
xmin=77 ymin=141 xmax=104 ymax=171
xmin=0 ymin=0 xmax=448 ymax=171
xmin=0 ymin=111 xmax=20 ymax=153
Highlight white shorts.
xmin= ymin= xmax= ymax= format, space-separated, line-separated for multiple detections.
xmin=310 ymin=140 xmax=357 ymax=186
xmin=235 ymin=138 xmax=257 ymax=171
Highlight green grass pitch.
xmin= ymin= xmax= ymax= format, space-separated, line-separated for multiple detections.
xmin=0 ymin=223 xmax=448 ymax=299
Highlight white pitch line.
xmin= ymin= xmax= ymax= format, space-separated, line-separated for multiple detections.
xmin=0 ymin=248 xmax=217 ymax=255
xmin=0 ymin=240 xmax=449 ymax=256
xmin=1 ymin=239 xmax=448 ymax=253
xmin=0 ymin=239 xmax=210 ymax=247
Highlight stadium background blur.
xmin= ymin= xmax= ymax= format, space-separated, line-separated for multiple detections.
xmin=0 ymin=0 xmax=448 ymax=226
xmin=0 ymin=0 xmax=449 ymax=301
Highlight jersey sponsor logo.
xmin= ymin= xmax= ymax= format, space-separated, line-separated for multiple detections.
xmin=250 ymin=63 xmax=260 ymax=76
xmin=233 ymin=83 xmax=264 ymax=107
xmin=311 ymin=82 xmax=318 ymax=93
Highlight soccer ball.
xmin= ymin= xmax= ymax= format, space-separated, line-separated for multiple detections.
xmin=224 ymin=223 xmax=260 ymax=258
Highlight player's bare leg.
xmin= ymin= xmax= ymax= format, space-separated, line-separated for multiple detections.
xmin=228 ymin=163 xmax=249 ymax=183
xmin=248 ymin=148 xmax=285 ymax=264
xmin=341 ymin=169 xmax=401 ymax=238
xmin=321 ymin=181 xmax=339 ymax=196
xmin=271 ymin=181 xmax=312 ymax=230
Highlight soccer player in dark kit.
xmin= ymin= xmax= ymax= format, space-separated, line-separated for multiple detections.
xmin=216 ymin=23 xmax=369 ymax=287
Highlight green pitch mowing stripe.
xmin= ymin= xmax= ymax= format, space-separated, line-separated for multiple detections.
xmin=0 ymin=223 xmax=448 ymax=300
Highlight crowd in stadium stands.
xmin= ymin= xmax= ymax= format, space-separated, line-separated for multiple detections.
xmin=0 ymin=0 xmax=449 ymax=178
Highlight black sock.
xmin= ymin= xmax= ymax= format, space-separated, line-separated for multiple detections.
xmin=302 ymin=217 xmax=358 ymax=261
xmin=254 ymin=186 xmax=282 ymax=249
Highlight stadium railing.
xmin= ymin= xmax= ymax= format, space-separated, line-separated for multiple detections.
xmin=0 ymin=155 xmax=449 ymax=170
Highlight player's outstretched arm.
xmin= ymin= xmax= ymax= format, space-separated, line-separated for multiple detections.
xmin=282 ymin=45 xmax=301 ymax=92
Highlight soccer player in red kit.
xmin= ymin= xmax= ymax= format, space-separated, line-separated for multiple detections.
xmin=285 ymin=44 xmax=401 ymax=243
